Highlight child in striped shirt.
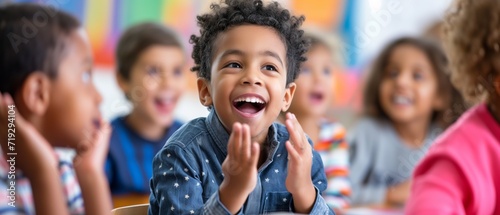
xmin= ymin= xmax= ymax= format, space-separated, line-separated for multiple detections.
xmin=278 ymin=29 xmax=351 ymax=211
xmin=0 ymin=3 xmax=112 ymax=215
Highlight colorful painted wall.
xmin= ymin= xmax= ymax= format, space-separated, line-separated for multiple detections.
xmin=4 ymin=0 xmax=361 ymax=113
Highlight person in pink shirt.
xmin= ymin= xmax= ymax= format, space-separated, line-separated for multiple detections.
xmin=405 ymin=0 xmax=500 ymax=214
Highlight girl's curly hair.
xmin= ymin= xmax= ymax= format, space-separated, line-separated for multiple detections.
xmin=443 ymin=0 xmax=500 ymax=104
xmin=189 ymin=0 xmax=308 ymax=85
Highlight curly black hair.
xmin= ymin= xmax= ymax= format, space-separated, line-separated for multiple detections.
xmin=189 ymin=0 xmax=308 ymax=86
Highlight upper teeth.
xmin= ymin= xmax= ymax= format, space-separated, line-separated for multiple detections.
xmin=157 ymin=97 xmax=173 ymax=102
xmin=393 ymin=96 xmax=411 ymax=105
xmin=234 ymin=97 xmax=265 ymax=104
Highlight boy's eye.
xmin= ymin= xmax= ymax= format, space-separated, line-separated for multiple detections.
xmin=174 ymin=67 xmax=183 ymax=76
xmin=301 ymin=67 xmax=311 ymax=75
xmin=225 ymin=63 xmax=242 ymax=69
xmin=263 ymin=65 xmax=277 ymax=71
xmin=413 ymin=71 xmax=424 ymax=81
xmin=82 ymin=71 xmax=91 ymax=84
xmin=323 ymin=67 xmax=331 ymax=75
xmin=146 ymin=66 xmax=161 ymax=76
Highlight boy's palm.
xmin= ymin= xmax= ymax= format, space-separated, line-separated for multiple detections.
xmin=284 ymin=113 xmax=313 ymax=194
xmin=221 ymin=123 xmax=260 ymax=195
xmin=73 ymin=118 xmax=111 ymax=171
xmin=0 ymin=94 xmax=58 ymax=178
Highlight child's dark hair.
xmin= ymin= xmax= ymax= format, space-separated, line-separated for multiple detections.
xmin=364 ymin=37 xmax=466 ymax=128
xmin=303 ymin=28 xmax=344 ymax=67
xmin=116 ymin=22 xmax=184 ymax=80
xmin=189 ymin=0 xmax=308 ymax=86
xmin=443 ymin=0 xmax=500 ymax=104
xmin=0 ymin=3 xmax=80 ymax=96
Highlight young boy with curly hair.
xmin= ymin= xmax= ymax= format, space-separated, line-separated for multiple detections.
xmin=406 ymin=0 xmax=500 ymax=214
xmin=148 ymin=0 xmax=334 ymax=214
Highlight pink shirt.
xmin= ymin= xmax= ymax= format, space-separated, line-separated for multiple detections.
xmin=406 ymin=103 xmax=500 ymax=215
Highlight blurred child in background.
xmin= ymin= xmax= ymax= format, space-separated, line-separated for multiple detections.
xmin=0 ymin=4 xmax=112 ymax=214
xmin=348 ymin=37 xmax=465 ymax=208
xmin=106 ymin=22 xmax=186 ymax=207
xmin=278 ymin=29 xmax=351 ymax=211
xmin=406 ymin=0 xmax=500 ymax=213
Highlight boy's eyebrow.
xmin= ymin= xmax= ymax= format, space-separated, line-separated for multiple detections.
xmin=260 ymin=50 xmax=284 ymax=67
xmin=220 ymin=49 xmax=284 ymax=67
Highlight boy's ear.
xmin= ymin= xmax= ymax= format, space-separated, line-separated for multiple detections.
xmin=197 ymin=78 xmax=213 ymax=107
xmin=19 ymin=72 xmax=51 ymax=116
xmin=281 ymin=82 xmax=296 ymax=112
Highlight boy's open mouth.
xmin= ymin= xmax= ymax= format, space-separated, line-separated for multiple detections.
xmin=233 ymin=95 xmax=266 ymax=115
xmin=154 ymin=94 xmax=176 ymax=113
xmin=309 ymin=92 xmax=324 ymax=104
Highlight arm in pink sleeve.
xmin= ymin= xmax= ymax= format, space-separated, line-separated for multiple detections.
xmin=405 ymin=158 xmax=469 ymax=215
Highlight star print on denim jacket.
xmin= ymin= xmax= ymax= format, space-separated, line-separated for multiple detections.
xmin=148 ymin=109 xmax=335 ymax=215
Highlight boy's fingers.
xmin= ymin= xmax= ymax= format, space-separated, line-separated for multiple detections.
xmin=287 ymin=113 xmax=301 ymax=139
xmin=235 ymin=123 xmax=243 ymax=161
xmin=241 ymin=124 xmax=251 ymax=161
xmin=250 ymin=142 xmax=260 ymax=167
xmin=0 ymin=94 xmax=13 ymax=113
xmin=94 ymin=119 xmax=111 ymax=151
xmin=284 ymin=115 xmax=296 ymax=139
xmin=230 ymin=122 xmax=242 ymax=159
xmin=290 ymin=113 xmax=309 ymax=152
xmin=285 ymin=140 xmax=300 ymax=161
xmin=4 ymin=94 xmax=13 ymax=106
xmin=1 ymin=94 xmax=22 ymax=124
xmin=290 ymin=114 xmax=306 ymax=142
xmin=286 ymin=118 xmax=303 ymax=153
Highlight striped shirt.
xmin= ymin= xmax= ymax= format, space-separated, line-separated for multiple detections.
xmin=0 ymin=148 xmax=84 ymax=215
xmin=315 ymin=120 xmax=351 ymax=209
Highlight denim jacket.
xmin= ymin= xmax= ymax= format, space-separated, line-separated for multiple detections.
xmin=148 ymin=110 xmax=334 ymax=215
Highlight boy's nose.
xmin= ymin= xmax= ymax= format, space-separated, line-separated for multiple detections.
xmin=157 ymin=73 xmax=179 ymax=89
xmin=159 ymin=75 xmax=173 ymax=88
xmin=241 ymin=69 xmax=262 ymax=86
xmin=312 ymin=70 xmax=324 ymax=83
xmin=91 ymin=83 xmax=103 ymax=104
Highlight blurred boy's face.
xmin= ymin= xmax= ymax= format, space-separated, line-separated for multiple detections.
xmin=120 ymin=45 xmax=185 ymax=127
xmin=288 ymin=45 xmax=334 ymax=118
xmin=44 ymin=28 xmax=102 ymax=148
xmin=379 ymin=44 xmax=440 ymax=125
xmin=198 ymin=25 xmax=295 ymax=144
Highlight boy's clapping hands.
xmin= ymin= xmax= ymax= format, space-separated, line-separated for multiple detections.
xmin=220 ymin=113 xmax=317 ymax=214
xmin=220 ymin=123 xmax=260 ymax=213
xmin=284 ymin=112 xmax=316 ymax=213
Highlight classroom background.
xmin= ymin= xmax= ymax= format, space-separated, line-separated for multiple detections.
xmin=3 ymin=0 xmax=453 ymax=127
